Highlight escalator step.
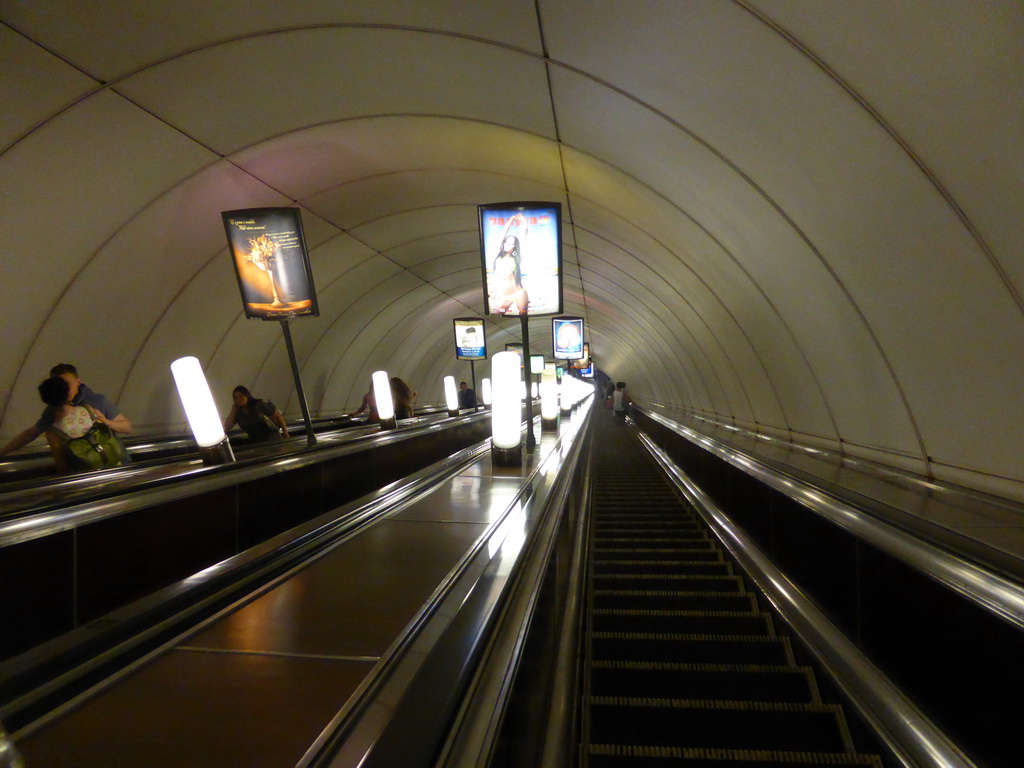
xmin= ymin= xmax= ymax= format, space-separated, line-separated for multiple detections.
xmin=597 ymin=541 xmax=717 ymax=552
xmin=595 ymin=541 xmax=714 ymax=550
xmin=595 ymin=529 xmax=710 ymax=540
xmin=594 ymin=499 xmax=682 ymax=505
xmin=592 ymin=575 xmax=745 ymax=592
xmin=588 ymin=698 xmax=847 ymax=753
xmin=589 ymin=661 xmax=815 ymax=703
xmin=594 ymin=590 xmax=757 ymax=613
xmin=594 ymin=504 xmax=689 ymax=512
xmin=595 ymin=525 xmax=703 ymax=534
xmin=592 ymin=609 xmax=772 ymax=636
xmin=593 ymin=561 xmax=732 ymax=577
xmin=587 ymin=744 xmax=883 ymax=767
xmin=593 ymin=507 xmax=688 ymax=514
xmin=594 ymin=520 xmax=698 ymax=527
xmin=592 ymin=633 xmax=792 ymax=666
xmin=593 ymin=548 xmax=721 ymax=560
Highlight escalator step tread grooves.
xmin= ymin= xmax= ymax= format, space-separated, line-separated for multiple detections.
xmin=594 ymin=590 xmax=753 ymax=601
xmin=593 ymin=575 xmax=743 ymax=583
xmin=590 ymin=697 xmax=839 ymax=714
xmin=595 ymin=521 xmax=696 ymax=526
xmin=594 ymin=560 xmax=729 ymax=567
xmin=594 ymin=548 xmax=720 ymax=554
xmin=588 ymin=744 xmax=883 ymax=766
xmin=593 ymin=561 xmax=729 ymax=569
xmin=593 ymin=597 xmax=757 ymax=612
xmin=590 ymin=661 xmax=809 ymax=675
xmin=595 ymin=535 xmax=711 ymax=541
xmin=593 ymin=609 xmax=769 ymax=620
xmin=593 ymin=528 xmax=704 ymax=536
xmin=592 ymin=633 xmax=782 ymax=643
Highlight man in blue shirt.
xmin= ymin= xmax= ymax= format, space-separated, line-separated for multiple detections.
xmin=458 ymin=381 xmax=477 ymax=410
xmin=0 ymin=363 xmax=132 ymax=456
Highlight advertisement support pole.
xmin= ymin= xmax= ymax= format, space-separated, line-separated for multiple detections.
xmin=470 ymin=361 xmax=477 ymax=407
xmin=279 ymin=319 xmax=317 ymax=447
xmin=520 ymin=314 xmax=536 ymax=449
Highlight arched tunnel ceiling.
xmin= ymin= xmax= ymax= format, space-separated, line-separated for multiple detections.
xmin=1 ymin=1 xmax=1021 ymax=500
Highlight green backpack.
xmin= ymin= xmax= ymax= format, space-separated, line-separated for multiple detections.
xmin=49 ymin=419 xmax=129 ymax=471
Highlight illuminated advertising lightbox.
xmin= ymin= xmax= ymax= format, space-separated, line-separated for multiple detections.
xmin=580 ymin=364 xmax=594 ymax=378
xmin=479 ymin=202 xmax=562 ymax=317
xmin=454 ymin=318 xmax=486 ymax=361
xmin=552 ymin=316 xmax=585 ymax=361
xmin=504 ymin=343 xmax=523 ymax=361
xmin=529 ymin=355 xmax=545 ymax=375
xmin=571 ymin=342 xmax=591 ymax=370
xmin=223 ymin=208 xmax=319 ymax=319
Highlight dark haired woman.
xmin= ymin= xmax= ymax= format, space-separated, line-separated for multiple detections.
xmin=390 ymin=377 xmax=416 ymax=420
xmin=38 ymin=375 xmax=127 ymax=472
xmin=490 ymin=213 xmax=529 ymax=315
xmin=223 ymin=385 xmax=289 ymax=441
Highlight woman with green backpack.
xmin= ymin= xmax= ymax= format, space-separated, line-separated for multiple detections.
xmin=38 ymin=375 xmax=129 ymax=473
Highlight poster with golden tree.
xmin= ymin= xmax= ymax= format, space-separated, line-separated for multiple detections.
xmin=222 ymin=207 xmax=319 ymax=319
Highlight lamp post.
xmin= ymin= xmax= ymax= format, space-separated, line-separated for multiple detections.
xmin=540 ymin=365 xmax=559 ymax=432
xmin=374 ymin=370 xmax=396 ymax=430
xmin=170 ymin=356 xmax=234 ymax=465
xmin=490 ymin=351 xmax=522 ymax=466
xmin=444 ymin=375 xmax=459 ymax=417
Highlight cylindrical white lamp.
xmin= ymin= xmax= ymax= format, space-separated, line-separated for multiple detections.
xmin=491 ymin=351 xmax=522 ymax=466
xmin=444 ymin=375 xmax=459 ymax=416
xmin=373 ymin=370 xmax=396 ymax=430
xmin=560 ymin=376 xmax=572 ymax=414
xmin=481 ymin=377 xmax=492 ymax=407
xmin=540 ymin=366 xmax=559 ymax=430
xmin=171 ymin=356 xmax=234 ymax=465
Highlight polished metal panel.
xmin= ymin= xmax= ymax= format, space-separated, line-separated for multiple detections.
xmin=17 ymin=649 xmax=374 ymax=768
xmin=186 ymin=518 xmax=487 ymax=658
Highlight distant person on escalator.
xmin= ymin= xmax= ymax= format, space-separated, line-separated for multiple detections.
xmin=612 ymin=381 xmax=632 ymax=421
xmin=458 ymin=381 xmax=477 ymax=410
xmin=0 ymin=363 xmax=132 ymax=458
xmin=38 ymin=374 xmax=129 ymax=473
xmin=390 ymin=377 xmax=417 ymax=420
xmin=223 ymin=385 xmax=289 ymax=441
xmin=348 ymin=381 xmax=380 ymax=423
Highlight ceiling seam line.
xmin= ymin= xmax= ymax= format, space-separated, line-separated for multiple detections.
xmin=732 ymin=0 xmax=1024 ymax=321
xmin=535 ymin=0 xmax=588 ymax=325
xmin=574 ymin=213 xmax=794 ymax=437
xmin=582 ymin=278 xmax=712 ymax=411
xmin=583 ymin=260 xmax=737 ymax=422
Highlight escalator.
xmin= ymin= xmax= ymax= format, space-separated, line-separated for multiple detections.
xmin=580 ymin=415 xmax=884 ymax=767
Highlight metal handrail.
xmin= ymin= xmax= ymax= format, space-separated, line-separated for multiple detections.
xmin=640 ymin=432 xmax=977 ymax=768
xmin=538 ymin=424 xmax=594 ymax=768
xmin=641 ymin=410 xmax=1024 ymax=632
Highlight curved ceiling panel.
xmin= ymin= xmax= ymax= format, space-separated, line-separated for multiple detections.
xmin=1 ymin=2 xmax=1020 ymax=501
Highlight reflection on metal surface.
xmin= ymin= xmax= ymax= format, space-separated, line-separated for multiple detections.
xmin=487 ymin=502 xmax=526 ymax=563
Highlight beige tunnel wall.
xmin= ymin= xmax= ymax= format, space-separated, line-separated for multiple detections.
xmin=1 ymin=1 xmax=1021 ymax=501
